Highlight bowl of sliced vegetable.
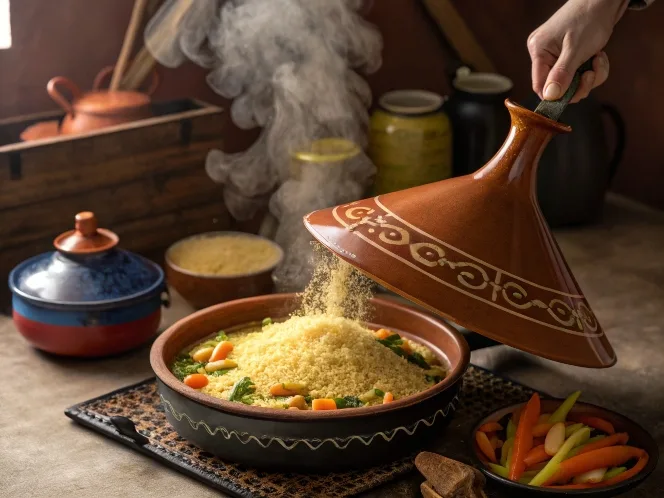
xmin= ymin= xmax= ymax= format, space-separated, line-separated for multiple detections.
xmin=470 ymin=392 xmax=658 ymax=497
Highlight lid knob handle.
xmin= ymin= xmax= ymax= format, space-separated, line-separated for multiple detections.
xmin=75 ymin=211 xmax=98 ymax=237
xmin=53 ymin=211 xmax=119 ymax=254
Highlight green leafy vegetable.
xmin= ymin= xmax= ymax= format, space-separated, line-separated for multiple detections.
xmin=374 ymin=388 xmax=385 ymax=397
xmin=425 ymin=375 xmax=443 ymax=384
xmin=172 ymin=355 xmax=205 ymax=381
xmin=376 ymin=334 xmax=431 ymax=369
xmin=215 ymin=330 xmax=229 ymax=342
xmin=408 ymin=352 xmax=430 ymax=369
xmin=262 ymin=317 xmax=273 ymax=326
xmin=304 ymin=395 xmax=313 ymax=404
xmin=229 ymin=377 xmax=256 ymax=403
xmin=334 ymin=396 xmax=365 ymax=409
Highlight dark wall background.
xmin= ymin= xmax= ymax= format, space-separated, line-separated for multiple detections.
xmin=1 ymin=0 xmax=662 ymax=208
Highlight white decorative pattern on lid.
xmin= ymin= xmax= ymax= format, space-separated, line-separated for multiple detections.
xmin=331 ymin=198 xmax=602 ymax=338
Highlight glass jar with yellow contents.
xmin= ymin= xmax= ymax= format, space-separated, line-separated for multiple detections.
xmin=270 ymin=138 xmax=373 ymax=292
xmin=369 ymin=90 xmax=452 ymax=194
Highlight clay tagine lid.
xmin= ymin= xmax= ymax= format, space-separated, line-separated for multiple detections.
xmin=9 ymin=212 xmax=163 ymax=307
xmin=304 ymin=99 xmax=615 ymax=368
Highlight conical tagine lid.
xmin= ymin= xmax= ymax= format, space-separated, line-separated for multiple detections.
xmin=304 ymin=99 xmax=615 ymax=368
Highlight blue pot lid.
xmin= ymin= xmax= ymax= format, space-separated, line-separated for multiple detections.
xmin=8 ymin=212 xmax=164 ymax=309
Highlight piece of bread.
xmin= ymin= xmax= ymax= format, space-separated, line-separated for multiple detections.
xmin=415 ymin=452 xmax=487 ymax=498
xmin=415 ymin=452 xmax=473 ymax=497
xmin=421 ymin=481 xmax=444 ymax=498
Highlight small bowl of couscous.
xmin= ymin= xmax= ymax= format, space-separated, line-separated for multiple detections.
xmin=165 ymin=232 xmax=283 ymax=309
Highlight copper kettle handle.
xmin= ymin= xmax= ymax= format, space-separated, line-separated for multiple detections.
xmin=47 ymin=77 xmax=81 ymax=117
xmin=94 ymin=65 xmax=160 ymax=96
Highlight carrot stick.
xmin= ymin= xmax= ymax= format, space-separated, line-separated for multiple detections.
xmin=478 ymin=422 xmax=503 ymax=433
xmin=476 ymin=431 xmax=497 ymax=463
xmin=490 ymin=435 xmax=504 ymax=449
xmin=383 ymin=392 xmax=394 ymax=404
xmin=542 ymin=446 xmax=645 ymax=486
xmin=509 ymin=393 xmax=540 ymax=481
xmin=576 ymin=433 xmax=629 ymax=456
xmin=533 ymin=423 xmax=554 ymax=438
xmin=513 ymin=406 xmax=523 ymax=426
xmin=524 ymin=445 xmax=550 ymax=467
xmin=209 ymin=341 xmax=234 ymax=362
xmin=545 ymin=454 xmax=649 ymax=489
xmin=600 ymin=453 xmax=649 ymax=486
xmin=312 ymin=398 xmax=337 ymax=410
xmin=568 ymin=414 xmax=615 ymax=434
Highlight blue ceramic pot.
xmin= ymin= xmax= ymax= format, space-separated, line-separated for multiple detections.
xmin=9 ymin=212 xmax=168 ymax=357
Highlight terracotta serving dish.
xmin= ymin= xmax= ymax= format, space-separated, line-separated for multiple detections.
xmin=150 ymin=294 xmax=470 ymax=471
xmin=470 ymin=400 xmax=658 ymax=497
xmin=165 ymin=232 xmax=283 ymax=310
xmin=9 ymin=212 xmax=169 ymax=357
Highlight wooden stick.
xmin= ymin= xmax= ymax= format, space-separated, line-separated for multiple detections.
xmin=110 ymin=0 xmax=150 ymax=91
xmin=421 ymin=0 xmax=495 ymax=73
xmin=121 ymin=0 xmax=195 ymax=91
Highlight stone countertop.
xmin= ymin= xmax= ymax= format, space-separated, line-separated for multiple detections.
xmin=1 ymin=194 xmax=662 ymax=498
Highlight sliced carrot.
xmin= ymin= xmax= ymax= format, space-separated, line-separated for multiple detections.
xmin=543 ymin=445 xmax=645 ymax=486
xmin=209 ymin=341 xmax=234 ymax=362
xmin=509 ymin=393 xmax=540 ymax=481
xmin=476 ymin=431 xmax=497 ymax=463
xmin=478 ymin=422 xmax=503 ymax=433
xmin=312 ymin=398 xmax=337 ymax=410
xmin=374 ymin=329 xmax=392 ymax=340
xmin=524 ymin=445 xmax=550 ymax=467
xmin=576 ymin=433 xmax=629 ymax=456
xmin=383 ymin=392 xmax=394 ymax=404
xmin=490 ymin=436 xmax=504 ymax=450
xmin=400 ymin=341 xmax=412 ymax=355
xmin=532 ymin=423 xmax=554 ymax=438
xmin=183 ymin=373 xmax=209 ymax=389
xmin=568 ymin=414 xmax=615 ymax=435
xmin=545 ymin=454 xmax=649 ymax=489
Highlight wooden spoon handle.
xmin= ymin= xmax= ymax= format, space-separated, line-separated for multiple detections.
xmin=110 ymin=0 xmax=149 ymax=91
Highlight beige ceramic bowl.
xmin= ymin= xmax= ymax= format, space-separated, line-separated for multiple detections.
xmin=165 ymin=231 xmax=283 ymax=309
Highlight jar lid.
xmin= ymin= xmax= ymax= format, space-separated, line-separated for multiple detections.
xmin=291 ymin=138 xmax=361 ymax=164
xmin=9 ymin=212 xmax=164 ymax=309
xmin=453 ymin=67 xmax=513 ymax=95
xmin=379 ymin=90 xmax=444 ymax=115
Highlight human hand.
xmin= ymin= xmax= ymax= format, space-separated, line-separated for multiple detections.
xmin=528 ymin=0 xmax=629 ymax=102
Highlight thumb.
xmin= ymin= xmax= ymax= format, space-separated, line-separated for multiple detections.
xmin=542 ymin=37 xmax=586 ymax=100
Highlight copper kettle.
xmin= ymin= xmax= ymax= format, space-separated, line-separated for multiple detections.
xmin=47 ymin=66 xmax=158 ymax=135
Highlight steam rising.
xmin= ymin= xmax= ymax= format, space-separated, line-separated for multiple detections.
xmin=145 ymin=0 xmax=382 ymax=289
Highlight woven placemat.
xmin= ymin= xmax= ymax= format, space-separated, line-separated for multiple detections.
xmin=65 ymin=365 xmax=535 ymax=498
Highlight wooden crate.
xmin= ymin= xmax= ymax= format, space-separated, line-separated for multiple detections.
xmin=0 ymin=99 xmax=231 ymax=308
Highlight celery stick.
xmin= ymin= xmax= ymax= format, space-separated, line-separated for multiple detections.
xmin=529 ymin=427 xmax=591 ymax=486
xmin=603 ymin=467 xmax=627 ymax=480
xmin=507 ymin=418 xmax=517 ymax=440
xmin=500 ymin=438 xmax=514 ymax=466
xmin=565 ymin=423 xmax=584 ymax=438
xmin=488 ymin=463 xmax=509 ymax=479
xmin=548 ymin=391 xmax=581 ymax=423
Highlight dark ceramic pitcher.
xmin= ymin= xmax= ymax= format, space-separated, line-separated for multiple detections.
xmin=445 ymin=67 xmax=513 ymax=176
xmin=526 ymin=94 xmax=625 ymax=227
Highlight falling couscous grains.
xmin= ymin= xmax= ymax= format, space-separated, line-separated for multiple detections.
xmin=168 ymin=234 xmax=281 ymax=276
xmin=171 ymin=244 xmax=447 ymax=410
